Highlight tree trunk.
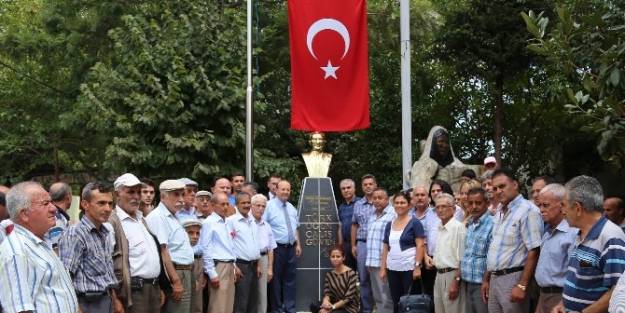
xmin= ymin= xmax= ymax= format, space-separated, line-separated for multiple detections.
xmin=493 ymin=74 xmax=504 ymax=162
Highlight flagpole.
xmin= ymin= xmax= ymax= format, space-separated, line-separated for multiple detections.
xmin=245 ymin=0 xmax=254 ymax=182
xmin=400 ymin=0 xmax=412 ymax=189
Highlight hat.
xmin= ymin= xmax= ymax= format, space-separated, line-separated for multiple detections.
xmin=483 ymin=156 xmax=497 ymax=166
xmin=159 ymin=179 xmax=186 ymax=191
xmin=196 ymin=190 xmax=212 ymax=198
xmin=114 ymin=173 xmax=142 ymax=190
xmin=180 ymin=218 xmax=202 ymax=228
xmin=179 ymin=177 xmax=198 ymax=187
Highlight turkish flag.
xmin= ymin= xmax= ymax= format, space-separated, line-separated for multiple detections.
xmin=288 ymin=0 xmax=370 ymax=132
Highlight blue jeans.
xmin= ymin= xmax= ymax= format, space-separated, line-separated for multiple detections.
xmin=357 ymin=241 xmax=373 ymax=313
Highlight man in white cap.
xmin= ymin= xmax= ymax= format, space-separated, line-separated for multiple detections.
xmin=177 ymin=178 xmax=199 ymax=220
xmin=195 ymin=190 xmax=213 ymax=220
xmin=109 ymin=173 xmax=164 ymax=312
xmin=146 ymin=179 xmax=195 ymax=313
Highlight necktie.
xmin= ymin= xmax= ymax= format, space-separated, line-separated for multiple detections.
xmin=282 ymin=202 xmax=295 ymax=244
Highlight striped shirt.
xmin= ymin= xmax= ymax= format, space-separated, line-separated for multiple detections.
xmin=413 ymin=206 xmax=441 ymax=256
xmin=58 ymin=216 xmax=118 ymax=293
xmin=0 ymin=224 xmax=78 ymax=313
xmin=323 ymin=268 xmax=360 ymax=313
xmin=352 ymin=197 xmax=375 ymax=241
xmin=563 ymin=217 xmax=625 ymax=312
xmin=365 ymin=205 xmax=396 ymax=267
xmin=461 ymin=212 xmax=493 ymax=283
xmin=487 ymin=195 xmax=543 ymax=271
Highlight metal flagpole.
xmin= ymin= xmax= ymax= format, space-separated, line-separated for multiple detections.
xmin=400 ymin=0 xmax=412 ymax=189
xmin=245 ymin=0 xmax=254 ymax=182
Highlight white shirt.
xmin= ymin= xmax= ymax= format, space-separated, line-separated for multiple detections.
xmin=116 ymin=207 xmax=161 ymax=279
xmin=227 ymin=213 xmax=261 ymax=261
xmin=433 ymin=218 xmax=466 ymax=269
xmin=255 ymin=218 xmax=277 ymax=253
xmin=387 ymin=229 xmax=416 ymax=271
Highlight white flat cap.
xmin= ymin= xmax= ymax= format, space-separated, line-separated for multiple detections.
xmin=114 ymin=173 xmax=142 ymax=190
xmin=159 ymin=179 xmax=186 ymax=191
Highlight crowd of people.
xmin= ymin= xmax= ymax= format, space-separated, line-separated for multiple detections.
xmin=0 ymin=164 xmax=624 ymax=313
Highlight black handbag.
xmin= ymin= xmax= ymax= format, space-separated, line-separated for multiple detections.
xmin=398 ymin=279 xmax=433 ymax=313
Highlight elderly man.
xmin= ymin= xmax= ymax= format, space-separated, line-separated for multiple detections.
xmin=146 ymin=180 xmax=195 ymax=313
xmin=177 ymin=178 xmax=199 ymax=220
xmin=485 ymin=168 xmax=543 ymax=313
xmin=212 ymin=177 xmax=236 ymax=206
xmin=0 ymin=182 xmax=79 ymax=313
xmin=46 ymin=181 xmax=73 ymax=249
xmin=59 ymin=182 xmax=122 ymax=313
xmin=108 ymin=173 xmax=163 ymax=312
xmin=551 ymin=176 xmax=625 ymax=313
xmin=195 ymin=190 xmax=213 ymax=220
xmin=263 ymin=180 xmax=302 ymax=313
xmin=365 ymin=188 xmax=395 ymax=313
xmin=351 ymin=174 xmax=378 ymax=313
xmin=459 ymin=188 xmax=493 ymax=313
xmin=229 ymin=192 xmax=261 ymax=313
xmin=604 ymin=197 xmax=625 ymax=231
xmin=533 ymin=184 xmax=577 ymax=313
xmin=200 ymin=192 xmax=237 ymax=313
xmin=432 ymin=193 xmax=466 ymax=313
xmin=251 ymin=194 xmax=276 ymax=313
xmin=413 ymin=185 xmax=441 ymax=298
xmin=337 ymin=178 xmax=360 ymax=269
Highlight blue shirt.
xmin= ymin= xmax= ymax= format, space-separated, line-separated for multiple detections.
xmin=461 ymin=212 xmax=494 ymax=283
xmin=175 ymin=206 xmax=197 ymax=220
xmin=227 ymin=213 xmax=260 ymax=262
xmin=45 ymin=208 xmax=70 ymax=248
xmin=339 ymin=197 xmax=360 ymax=242
xmin=352 ymin=197 xmax=375 ymax=241
xmin=365 ymin=205 xmax=396 ymax=267
xmin=58 ymin=216 xmax=118 ymax=293
xmin=199 ymin=214 xmax=237 ymax=279
xmin=563 ymin=217 xmax=625 ymax=312
xmin=487 ymin=195 xmax=544 ymax=271
xmin=146 ymin=202 xmax=194 ymax=265
xmin=413 ymin=206 xmax=441 ymax=256
xmin=535 ymin=219 xmax=577 ymax=288
xmin=263 ymin=198 xmax=299 ymax=245
xmin=0 ymin=224 xmax=79 ymax=313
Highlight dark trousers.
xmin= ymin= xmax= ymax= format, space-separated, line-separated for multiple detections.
xmin=387 ymin=270 xmax=421 ymax=313
xmin=342 ymin=241 xmax=357 ymax=270
xmin=235 ymin=261 xmax=260 ymax=313
xmin=271 ymin=245 xmax=297 ymax=313
xmin=78 ymin=293 xmax=113 ymax=313
xmin=421 ymin=267 xmax=436 ymax=297
xmin=128 ymin=283 xmax=161 ymax=313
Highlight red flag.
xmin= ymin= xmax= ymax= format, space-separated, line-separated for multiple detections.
xmin=288 ymin=0 xmax=370 ymax=132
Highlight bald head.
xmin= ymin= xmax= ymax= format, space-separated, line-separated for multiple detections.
xmin=604 ymin=197 xmax=625 ymax=225
xmin=277 ymin=180 xmax=291 ymax=202
xmin=212 ymin=178 xmax=232 ymax=195
xmin=211 ymin=192 xmax=230 ymax=218
xmin=49 ymin=182 xmax=72 ymax=210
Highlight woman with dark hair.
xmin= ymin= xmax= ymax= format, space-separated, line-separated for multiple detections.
xmin=380 ymin=192 xmax=425 ymax=313
xmin=430 ymin=179 xmax=465 ymax=222
xmin=311 ymin=245 xmax=360 ymax=313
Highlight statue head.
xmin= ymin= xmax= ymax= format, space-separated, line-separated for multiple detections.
xmin=430 ymin=128 xmax=453 ymax=167
xmin=310 ymin=132 xmax=325 ymax=152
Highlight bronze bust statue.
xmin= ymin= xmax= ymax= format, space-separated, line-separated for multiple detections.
xmin=302 ymin=132 xmax=332 ymax=177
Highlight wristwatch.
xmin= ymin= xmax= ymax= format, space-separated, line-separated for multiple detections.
xmin=331 ymin=304 xmax=336 ymax=310
xmin=415 ymin=261 xmax=421 ymax=268
xmin=455 ymin=276 xmax=461 ymax=282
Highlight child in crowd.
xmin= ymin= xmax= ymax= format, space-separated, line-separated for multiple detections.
xmin=182 ymin=218 xmax=206 ymax=313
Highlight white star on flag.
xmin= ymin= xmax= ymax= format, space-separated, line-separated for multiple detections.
xmin=320 ymin=60 xmax=340 ymax=79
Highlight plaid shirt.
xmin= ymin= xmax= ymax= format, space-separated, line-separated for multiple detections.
xmin=352 ymin=197 xmax=375 ymax=241
xmin=365 ymin=205 xmax=396 ymax=267
xmin=460 ymin=212 xmax=493 ymax=283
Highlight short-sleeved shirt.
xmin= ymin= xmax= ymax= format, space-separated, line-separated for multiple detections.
xmin=146 ymin=202 xmax=194 ymax=265
xmin=352 ymin=197 xmax=375 ymax=241
xmin=58 ymin=216 xmax=118 ymax=293
xmin=227 ymin=213 xmax=260 ymax=262
xmin=461 ymin=212 xmax=493 ymax=283
xmin=339 ymin=197 xmax=361 ymax=242
xmin=256 ymin=219 xmax=277 ymax=253
xmin=535 ymin=219 xmax=577 ymax=288
xmin=487 ymin=195 xmax=543 ymax=271
xmin=0 ymin=224 xmax=79 ymax=313
xmin=116 ymin=207 xmax=161 ymax=279
xmin=433 ymin=218 xmax=466 ymax=269
xmin=365 ymin=205 xmax=396 ymax=268
xmin=563 ymin=217 xmax=625 ymax=312
xmin=262 ymin=198 xmax=299 ymax=245
xmin=413 ymin=206 xmax=441 ymax=256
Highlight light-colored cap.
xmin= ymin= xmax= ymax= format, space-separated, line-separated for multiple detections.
xmin=180 ymin=218 xmax=202 ymax=228
xmin=114 ymin=173 xmax=142 ymax=190
xmin=196 ymin=190 xmax=212 ymax=198
xmin=159 ymin=179 xmax=186 ymax=191
xmin=179 ymin=178 xmax=198 ymax=187
xmin=483 ymin=156 xmax=497 ymax=165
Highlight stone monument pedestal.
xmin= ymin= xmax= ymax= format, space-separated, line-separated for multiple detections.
xmin=296 ymin=177 xmax=339 ymax=312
